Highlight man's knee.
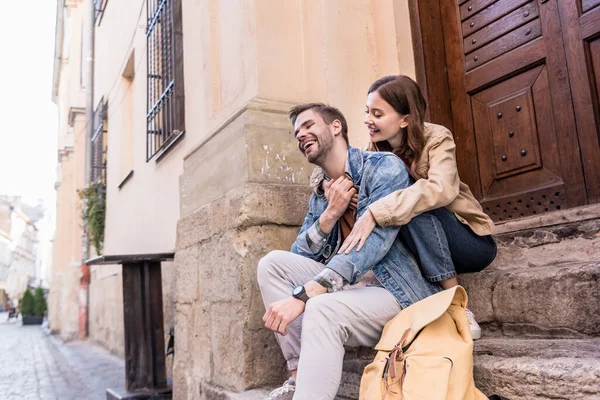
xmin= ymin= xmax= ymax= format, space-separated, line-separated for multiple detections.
xmin=256 ymin=250 xmax=292 ymax=285
xmin=303 ymin=295 xmax=342 ymax=328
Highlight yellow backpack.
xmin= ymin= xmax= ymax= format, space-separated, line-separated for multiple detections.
xmin=359 ymin=286 xmax=488 ymax=400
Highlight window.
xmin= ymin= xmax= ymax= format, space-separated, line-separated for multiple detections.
xmin=93 ymin=0 xmax=108 ymax=25
xmin=120 ymin=52 xmax=135 ymax=185
xmin=146 ymin=0 xmax=185 ymax=161
xmin=91 ymin=99 xmax=108 ymax=186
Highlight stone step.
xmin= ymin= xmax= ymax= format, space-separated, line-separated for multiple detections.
xmin=459 ymin=261 xmax=600 ymax=337
xmin=473 ymin=337 xmax=600 ymax=400
xmin=335 ymin=337 xmax=600 ymax=400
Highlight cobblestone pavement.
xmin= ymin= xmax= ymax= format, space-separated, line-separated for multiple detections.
xmin=0 ymin=312 xmax=125 ymax=400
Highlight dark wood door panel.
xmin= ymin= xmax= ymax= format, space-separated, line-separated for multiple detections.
xmin=463 ymin=1 xmax=539 ymax=54
xmin=583 ymin=0 xmax=600 ymax=13
xmin=464 ymin=37 xmax=545 ymax=93
xmin=465 ymin=19 xmax=542 ymax=71
xmin=461 ymin=0 xmax=498 ymax=21
xmin=581 ymin=4 xmax=600 ymax=39
xmin=462 ymin=0 xmax=530 ymax=37
xmin=558 ymin=0 xmax=600 ymax=202
xmin=471 ymin=65 xmax=566 ymax=199
xmin=482 ymin=185 xmax=568 ymax=222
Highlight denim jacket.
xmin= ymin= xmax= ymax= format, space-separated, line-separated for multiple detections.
xmin=291 ymin=147 xmax=441 ymax=309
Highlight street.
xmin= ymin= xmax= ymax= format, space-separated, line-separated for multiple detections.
xmin=0 ymin=312 xmax=125 ymax=400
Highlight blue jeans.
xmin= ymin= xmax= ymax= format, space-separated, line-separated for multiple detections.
xmin=399 ymin=207 xmax=497 ymax=282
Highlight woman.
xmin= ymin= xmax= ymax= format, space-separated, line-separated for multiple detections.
xmin=339 ymin=75 xmax=497 ymax=339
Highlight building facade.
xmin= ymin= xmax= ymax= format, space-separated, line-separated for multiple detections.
xmin=51 ymin=0 xmax=600 ymax=399
xmin=49 ymin=0 xmax=88 ymax=341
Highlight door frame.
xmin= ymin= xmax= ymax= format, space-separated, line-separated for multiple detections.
xmin=407 ymin=0 xmax=454 ymax=132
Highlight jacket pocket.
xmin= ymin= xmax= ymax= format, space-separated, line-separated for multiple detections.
xmin=402 ymin=356 xmax=453 ymax=400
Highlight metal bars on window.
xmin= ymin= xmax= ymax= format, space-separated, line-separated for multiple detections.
xmin=91 ymin=100 xmax=107 ymax=186
xmin=93 ymin=0 xmax=108 ymax=25
xmin=146 ymin=0 xmax=185 ymax=161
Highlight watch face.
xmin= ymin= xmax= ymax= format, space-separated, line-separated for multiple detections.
xmin=293 ymin=285 xmax=304 ymax=297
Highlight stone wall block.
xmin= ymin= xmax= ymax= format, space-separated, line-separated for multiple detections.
xmin=491 ymin=219 xmax=600 ymax=270
xmin=177 ymin=195 xmax=228 ymax=251
xmin=491 ymin=263 xmax=600 ymax=335
xmin=191 ymin=301 xmax=214 ymax=382
xmin=174 ymin=303 xmax=194 ymax=368
xmin=235 ymin=225 xmax=300 ymax=330
xmin=180 ymin=102 xmax=310 ymax=216
xmin=245 ymin=123 xmax=310 ymax=186
xmin=458 ymin=271 xmax=496 ymax=324
xmin=210 ymin=302 xmax=246 ymax=391
xmin=235 ymin=184 xmax=310 ymax=228
xmin=242 ymin=328 xmax=287 ymax=388
xmin=174 ymin=247 xmax=199 ymax=304
xmin=198 ymin=232 xmax=243 ymax=303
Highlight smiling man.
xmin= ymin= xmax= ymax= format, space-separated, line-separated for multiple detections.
xmin=256 ymin=103 xmax=441 ymax=400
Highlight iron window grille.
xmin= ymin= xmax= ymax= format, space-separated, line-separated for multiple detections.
xmin=93 ymin=0 xmax=108 ymax=25
xmin=91 ymin=99 xmax=108 ymax=186
xmin=146 ymin=0 xmax=185 ymax=161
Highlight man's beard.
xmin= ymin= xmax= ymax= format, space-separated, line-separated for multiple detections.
xmin=307 ymin=129 xmax=334 ymax=165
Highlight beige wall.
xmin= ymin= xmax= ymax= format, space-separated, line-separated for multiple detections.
xmin=49 ymin=0 xmax=88 ymax=342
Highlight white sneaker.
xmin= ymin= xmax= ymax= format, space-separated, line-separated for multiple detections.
xmin=466 ymin=309 xmax=482 ymax=340
xmin=266 ymin=377 xmax=295 ymax=400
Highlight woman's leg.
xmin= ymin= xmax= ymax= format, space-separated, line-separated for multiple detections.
xmin=398 ymin=212 xmax=457 ymax=284
xmin=399 ymin=209 xmax=496 ymax=278
xmin=427 ymin=208 xmax=497 ymax=274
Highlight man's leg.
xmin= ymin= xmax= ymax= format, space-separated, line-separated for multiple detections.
xmin=294 ymin=286 xmax=401 ymax=400
xmin=257 ymin=250 xmax=327 ymax=372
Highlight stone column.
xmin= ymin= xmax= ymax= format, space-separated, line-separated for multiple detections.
xmin=173 ymin=99 xmax=311 ymax=398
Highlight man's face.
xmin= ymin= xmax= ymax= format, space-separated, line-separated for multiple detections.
xmin=294 ymin=109 xmax=335 ymax=165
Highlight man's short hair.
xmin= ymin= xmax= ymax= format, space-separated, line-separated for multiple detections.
xmin=288 ymin=103 xmax=349 ymax=145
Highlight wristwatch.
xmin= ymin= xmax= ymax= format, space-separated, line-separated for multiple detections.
xmin=292 ymin=285 xmax=310 ymax=303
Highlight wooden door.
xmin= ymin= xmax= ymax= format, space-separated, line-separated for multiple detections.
xmin=435 ymin=0 xmax=595 ymax=222
xmin=557 ymin=0 xmax=600 ymax=203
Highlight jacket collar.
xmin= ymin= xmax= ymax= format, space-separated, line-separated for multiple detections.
xmin=309 ymin=147 xmax=364 ymax=195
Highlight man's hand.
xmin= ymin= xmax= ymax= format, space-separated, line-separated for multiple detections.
xmin=325 ymin=179 xmax=358 ymax=211
xmin=324 ymin=176 xmax=357 ymax=219
xmin=263 ymin=297 xmax=305 ymax=335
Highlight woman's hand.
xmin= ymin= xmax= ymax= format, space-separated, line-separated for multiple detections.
xmin=338 ymin=208 xmax=377 ymax=254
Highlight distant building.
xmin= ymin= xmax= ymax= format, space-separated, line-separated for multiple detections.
xmin=0 ymin=196 xmax=45 ymax=309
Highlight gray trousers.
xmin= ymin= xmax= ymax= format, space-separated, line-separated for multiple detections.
xmin=257 ymin=250 xmax=401 ymax=400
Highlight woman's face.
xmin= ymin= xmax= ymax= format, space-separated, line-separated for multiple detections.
xmin=364 ymin=91 xmax=409 ymax=147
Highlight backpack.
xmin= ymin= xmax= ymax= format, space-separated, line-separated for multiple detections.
xmin=359 ymin=286 xmax=488 ymax=400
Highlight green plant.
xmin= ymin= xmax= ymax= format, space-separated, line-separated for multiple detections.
xmin=20 ymin=289 xmax=34 ymax=316
xmin=33 ymin=287 xmax=47 ymax=317
xmin=78 ymin=182 xmax=106 ymax=254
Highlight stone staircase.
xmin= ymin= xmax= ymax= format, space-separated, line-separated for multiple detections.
xmin=333 ymin=205 xmax=600 ymax=400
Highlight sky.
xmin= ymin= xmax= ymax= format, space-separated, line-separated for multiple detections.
xmin=0 ymin=1 xmax=58 ymax=212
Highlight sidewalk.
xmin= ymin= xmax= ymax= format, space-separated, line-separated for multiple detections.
xmin=0 ymin=312 xmax=125 ymax=400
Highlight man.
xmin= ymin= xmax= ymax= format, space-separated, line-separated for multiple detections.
xmin=257 ymin=103 xmax=440 ymax=400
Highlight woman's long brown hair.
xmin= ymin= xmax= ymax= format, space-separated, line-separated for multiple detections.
xmin=367 ymin=76 xmax=427 ymax=174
